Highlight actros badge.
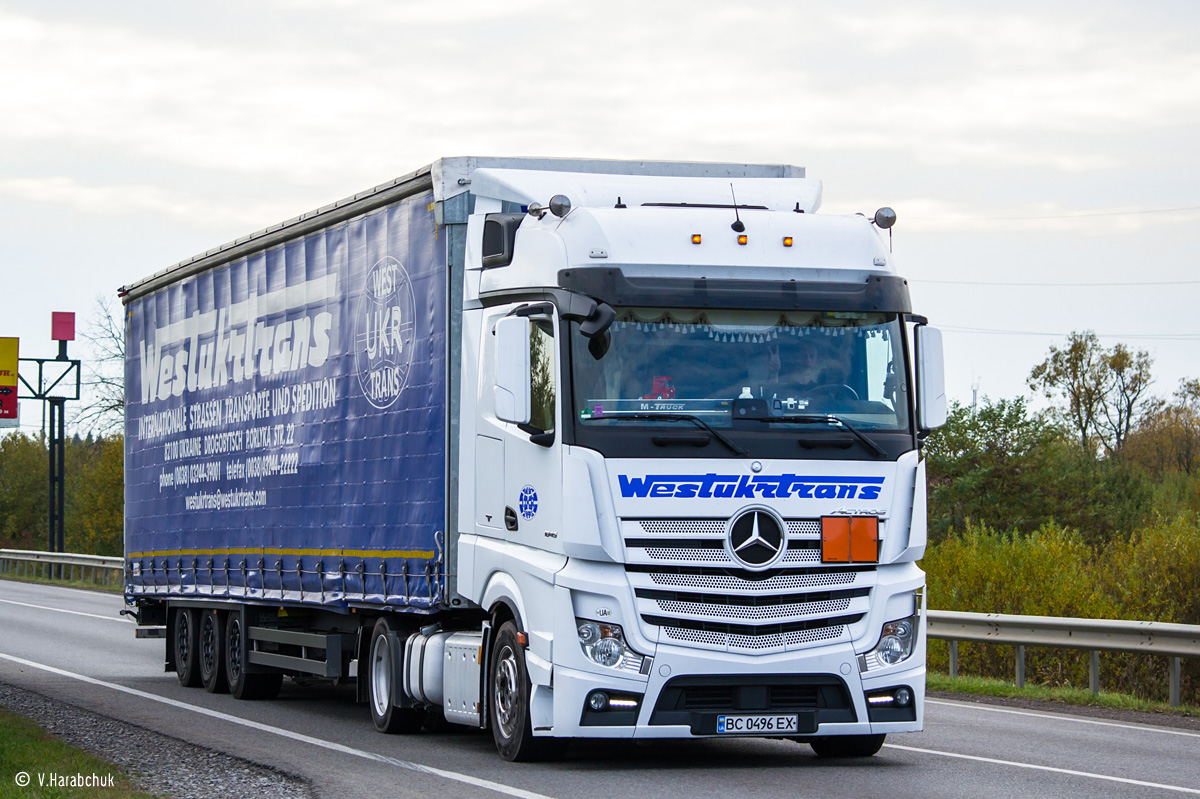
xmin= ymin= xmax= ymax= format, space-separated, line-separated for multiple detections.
xmin=726 ymin=507 xmax=787 ymax=570
xmin=355 ymin=256 xmax=416 ymax=409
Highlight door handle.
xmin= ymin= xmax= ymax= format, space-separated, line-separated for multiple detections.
xmin=504 ymin=507 xmax=518 ymax=531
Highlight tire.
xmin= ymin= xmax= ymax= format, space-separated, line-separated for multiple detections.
xmin=489 ymin=621 xmax=562 ymax=762
xmin=367 ymin=618 xmax=424 ymax=734
xmin=174 ymin=608 xmax=202 ymax=688
xmin=225 ymin=611 xmax=282 ymax=700
xmin=808 ymin=734 xmax=886 ymax=758
xmin=199 ymin=610 xmax=229 ymax=694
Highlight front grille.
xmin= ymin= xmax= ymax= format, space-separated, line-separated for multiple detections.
xmin=625 ymin=518 xmax=875 ymax=654
xmin=643 ymin=613 xmax=864 ymax=639
xmin=632 ymin=565 xmax=867 ymax=592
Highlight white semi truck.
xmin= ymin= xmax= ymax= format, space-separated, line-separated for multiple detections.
xmin=122 ymin=157 xmax=946 ymax=761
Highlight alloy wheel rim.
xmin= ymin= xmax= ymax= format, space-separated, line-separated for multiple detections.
xmin=371 ymin=634 xmax=391 ymax=718
xmin=228 ymin=620 xmax=243 ymax=682
xmin=178 ymin=613 xmax=190 ymax=663
xmin=494 ymin=644 xmax=520 ymax=738
xmin=201 ymin=616 xmax=216 ymax=675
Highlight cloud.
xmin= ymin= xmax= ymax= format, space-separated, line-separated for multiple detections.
xmin=1 ymin=2 xmax=1198 ymax=228
xmin=0 ymin=176 xmax=287 ymax=231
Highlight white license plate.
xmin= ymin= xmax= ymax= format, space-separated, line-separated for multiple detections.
xmin=716 ymin=714 xmax=799 ymax=735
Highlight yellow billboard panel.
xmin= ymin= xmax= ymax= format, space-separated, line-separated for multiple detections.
xmin=0 ymin=336 xmax=17 ymax=422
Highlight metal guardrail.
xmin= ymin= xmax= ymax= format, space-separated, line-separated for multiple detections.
xmin=928 ymin=610 xmax=1197 ymax=707
xmin=0 ymin=548 xmax=123 ymax=588
xmin=1 ymin=550 xmax=1195 ymax=706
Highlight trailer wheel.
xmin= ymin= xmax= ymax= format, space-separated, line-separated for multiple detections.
xmin=367 ymin=618 xmax=424 ymax=734
xmin=489 ymin=621 xmax=561 ymax=761
xmin=807 ymin=734 xmax=886 ymax=758
xmin=199 ymin=610 xmax=229 ymax=694
xmin=174 ymin=608 xmax=202 ymax=687
xmin=225 ymin=611 xmax=282 ymax=700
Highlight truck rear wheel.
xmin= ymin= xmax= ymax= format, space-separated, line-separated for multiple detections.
xmin=174 ymin=608 xmax=201 ymax=687
xmin=225 ymin=611 xmax=282 ymax=700
xmin=808 ymin=734 xmax=886 ymax=758
xmin=489 ymin=621 xmax=561 ymax=762
xmin=367 ymin=618 xmax=424 ymax=734
xmin=200 ymin=610 xmax=228 ymax=694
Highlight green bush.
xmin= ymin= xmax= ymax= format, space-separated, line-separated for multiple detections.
xmin=924 ymin=518 xmax=1200 ymax=705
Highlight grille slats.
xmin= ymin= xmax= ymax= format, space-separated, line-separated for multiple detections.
xmin=624 ymin=518 xmax=872 ymax=654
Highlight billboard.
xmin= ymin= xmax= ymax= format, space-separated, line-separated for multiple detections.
xmin=0 ymin=337 xmax=16 ymax=428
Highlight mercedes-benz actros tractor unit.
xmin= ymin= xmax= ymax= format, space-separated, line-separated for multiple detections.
xmin=122 ymin=157 xmax=946 ymax=761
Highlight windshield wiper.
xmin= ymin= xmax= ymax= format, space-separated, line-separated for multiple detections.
xmin=600 ymin=413 xmax=748 ymax=456
xmin=742 ymin=414 xmax=889 ymax=459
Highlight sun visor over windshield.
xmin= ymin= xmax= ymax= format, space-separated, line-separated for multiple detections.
xmin=558 ymin=268 xmax=911 ymax=314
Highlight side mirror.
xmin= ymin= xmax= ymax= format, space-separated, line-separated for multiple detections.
xmin=915 ymin=326 xmax=947 ymax=430
xmin=494 ymin=317 xmax=531 ymax=424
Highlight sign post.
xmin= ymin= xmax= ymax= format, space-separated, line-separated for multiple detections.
xmin=15 ymin=313 xmax=81 ymax=563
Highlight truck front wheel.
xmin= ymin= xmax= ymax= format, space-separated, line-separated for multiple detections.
xmin=367 ymin=618 xmax=424 ymax=734
xmin=174 ymin=608 xmax=201 ymax=687
xmin=808 ymin=734 xmax=886 ymax=758
xmin=489 ymin=621 xmax=561 ymax=762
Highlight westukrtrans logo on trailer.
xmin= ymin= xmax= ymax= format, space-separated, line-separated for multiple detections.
xmin=355 ymin=256 xmax=416 ymax=409
xmin=135 ymin=274 xmax=338 ymax=406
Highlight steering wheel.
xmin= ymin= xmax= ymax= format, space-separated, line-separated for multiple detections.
xmin=802 ymin=384 xmax=859 ymax=404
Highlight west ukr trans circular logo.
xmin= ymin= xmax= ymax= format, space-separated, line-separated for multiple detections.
xmin=519 ymin=485 xmax=538 ymax=519
xmin=355 ymin=256 xmax=416 ymax=409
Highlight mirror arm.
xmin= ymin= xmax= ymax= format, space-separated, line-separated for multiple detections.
xmin=517 ymin=423 xmax=555 ymax=447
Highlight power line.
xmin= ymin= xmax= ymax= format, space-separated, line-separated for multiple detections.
xmin=908 ymin=205 xmax=1200 ymax=221
xmin=941 ymin=325 xmax=1200 ymax=341
xmin=914 ymin=279 xmax=1200 ymax=287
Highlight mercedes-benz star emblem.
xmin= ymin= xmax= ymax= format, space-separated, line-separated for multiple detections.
xmin=726 ymin=509 xmax=786 ymax=570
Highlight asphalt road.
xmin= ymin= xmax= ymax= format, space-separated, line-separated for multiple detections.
xmin=1 ymin=578 xmax=1197 ymax=799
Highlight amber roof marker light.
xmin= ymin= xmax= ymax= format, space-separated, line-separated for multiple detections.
xmin=692 ymin=234 xmax=702 ymax=244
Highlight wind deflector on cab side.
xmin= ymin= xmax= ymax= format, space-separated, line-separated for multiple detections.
xmin=482 ymin=214 xmax=524 ymax=268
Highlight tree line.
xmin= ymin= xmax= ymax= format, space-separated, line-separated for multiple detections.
xmin=924 ymin=331 xmax=1200 ymax=702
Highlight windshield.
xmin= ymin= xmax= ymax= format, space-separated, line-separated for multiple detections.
xmin=571 ymin=308 xmax=909 ymax=430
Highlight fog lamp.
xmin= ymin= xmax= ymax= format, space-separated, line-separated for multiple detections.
xmin=588 ymin=691 xmax=609 ymax=711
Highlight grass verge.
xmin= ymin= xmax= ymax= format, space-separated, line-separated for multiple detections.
xmin=928 ymin=672 xmax=1200 ymax=717
xmin=0 ymin=574 xmax=121 ymax=594
xmin=0 ymin=708 xmax=157 ymax=798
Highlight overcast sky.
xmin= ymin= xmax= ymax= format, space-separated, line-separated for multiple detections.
xmin=2 ymin=0 xmax=1198 ymax=434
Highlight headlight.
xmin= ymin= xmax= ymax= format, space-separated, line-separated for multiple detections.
xmin=860 ymin=614 xmax=918 ymax=672
xmin=576 ymin=619 xmax=649 ymax=674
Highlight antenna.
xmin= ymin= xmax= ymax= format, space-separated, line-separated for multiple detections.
xmin=730 ymin=183 xmax=745 ymax=233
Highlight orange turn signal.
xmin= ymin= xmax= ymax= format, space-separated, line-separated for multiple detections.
xmin=822 ymin=516 xmax=879 ymax=563
xmin=692 ymin=234 xmax=702 ymax=244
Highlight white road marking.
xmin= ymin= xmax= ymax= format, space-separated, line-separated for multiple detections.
xmin=0 ymin=598 xmax=132 ymax=623
xmin=885 ymin=743 xmax=1200 ymax=794
xmin=928 ymin=698 xmax=1200 ymax=739
xmin=0 ymin=653 xmax=557 ymax=799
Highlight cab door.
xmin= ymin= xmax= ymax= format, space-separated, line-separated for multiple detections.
xmin=475 ymin=305 xmax=563 ymax=553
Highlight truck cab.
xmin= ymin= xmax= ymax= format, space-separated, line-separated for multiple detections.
xmin=453 ymin=165 xmax=945 ymax=758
